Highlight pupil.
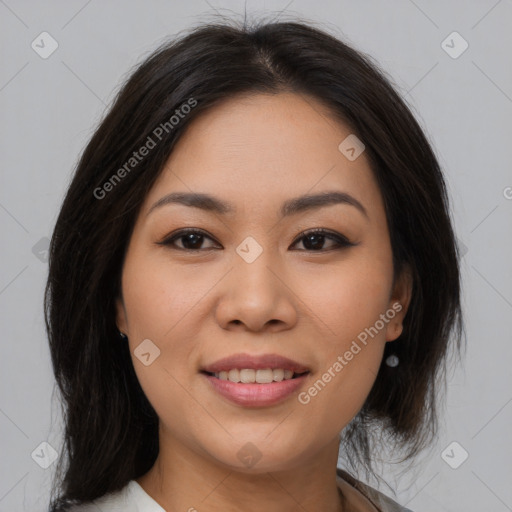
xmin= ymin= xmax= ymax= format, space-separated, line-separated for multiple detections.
xmin=184 ymin=233 xmax=202 ymax=249
xmin=305 ymin=234 xmax=324 ymax=250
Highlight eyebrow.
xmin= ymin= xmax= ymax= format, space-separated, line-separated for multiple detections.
xmin=146 ymin=190 xmax=369 ymax=220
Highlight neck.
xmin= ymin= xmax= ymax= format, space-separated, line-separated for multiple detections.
xmin=136 ymin=434 xmax=345 ymax=512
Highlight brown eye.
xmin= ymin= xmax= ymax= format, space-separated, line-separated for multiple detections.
xmin=158 ymin=229 xmax=219 ymax=251
xmin=290 ymin=229 xmax=355 ymax=252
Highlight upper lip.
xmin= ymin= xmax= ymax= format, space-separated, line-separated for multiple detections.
xmin=201 ymin=353 xmax=310 ymax=374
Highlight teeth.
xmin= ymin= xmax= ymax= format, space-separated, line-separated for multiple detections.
xmin=255 ymin=369 xmax=273 ymax=383
xmin=273 ymin=369 xmax=284 ymax=381
xmin=213 ymin=368 xmax=302 ymax=383
xmin=240 ymin=369 xmax=255 ymax=383
xmin=228 ymin=369 xmax=240 ymax=382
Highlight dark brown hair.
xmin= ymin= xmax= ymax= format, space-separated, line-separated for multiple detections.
xmin=45 ymin=15 xmax=465 ymax=510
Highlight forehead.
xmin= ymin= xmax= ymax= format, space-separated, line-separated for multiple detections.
xmin=142 ymin=92 xmax=384 ymax=221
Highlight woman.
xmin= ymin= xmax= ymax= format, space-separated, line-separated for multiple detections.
xmin=45 ymin=17 xmax=464 ymax=512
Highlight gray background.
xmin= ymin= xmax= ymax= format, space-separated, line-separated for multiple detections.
xmin=1 ymin=1 xmax=511 ymax=511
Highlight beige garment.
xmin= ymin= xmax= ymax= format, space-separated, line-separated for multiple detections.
xmin=336 ymin=468 xmax=413 ymax=512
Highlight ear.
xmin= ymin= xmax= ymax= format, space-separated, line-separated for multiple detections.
xmin=385 ymin=264 xmax=413 ymax=342
xmin=116 ymin=295 xmax=128 ymax=335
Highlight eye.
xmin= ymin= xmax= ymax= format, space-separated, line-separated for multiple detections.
xmin=158 ymin=228 xmax=220 ymax=251
xmin=290 ymin=228 xmax=356 ymax=252
xmin=158 ymin=228 xmax=356 ymax=252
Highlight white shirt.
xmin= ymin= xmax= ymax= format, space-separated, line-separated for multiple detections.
xmin=68 ymin=480 xmax=165 ymax=512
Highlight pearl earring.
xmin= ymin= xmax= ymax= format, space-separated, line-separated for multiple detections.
xmin=386 ymin=321 xmax=402 ymax=367
xmin=119 ymin=331 xmax=127 ymax=339
xmin=385 ymin=354 xmax=399 ymax=367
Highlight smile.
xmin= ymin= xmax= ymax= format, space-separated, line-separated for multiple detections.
xmin=200 ymin=353 xmax=311 ymax=407
xmin=208 ymin=368 xmax=308 ymax=384
xmin=201 ymin=370 xmax=310 ymax=407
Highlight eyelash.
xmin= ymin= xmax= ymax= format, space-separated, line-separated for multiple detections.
xmin=157 ymin=228 xmax=356 ymax=253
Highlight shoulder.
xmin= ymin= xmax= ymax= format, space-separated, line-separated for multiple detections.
xmin=336 ymin=468 xmax=415 ymax=512
xmin=63 ymin=480 xmax=165 ymax=512
xmin=64 ymin=481 xmax=135 ymax=512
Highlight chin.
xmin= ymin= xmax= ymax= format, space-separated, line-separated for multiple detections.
xmin=202 ymin=438 xmax=311 ymax=474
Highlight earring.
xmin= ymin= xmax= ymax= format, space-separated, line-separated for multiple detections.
xmin=119 ymin=331 xmax=127 ymax=340
xmin=386 ymin=322 xmax=401 ymax=367
xmin=385 ymin=354 xmax=399 ymax=367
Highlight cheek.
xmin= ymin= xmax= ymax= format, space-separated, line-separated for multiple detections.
xmin=290 ymin=252 xmax=391 ymax=428
xmin=294 ymin=252 xmax=393 ymax=343
xmin=121 ymin=252 xmax=206 ymax=402
xmin=122 ymin=255 xmax=209 ymax=443
xmin=121 ymin=248 xmax=208 ymax=341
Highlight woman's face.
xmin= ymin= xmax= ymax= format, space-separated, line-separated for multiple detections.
xmin=116 ymin=92 xmax=411 ymax=472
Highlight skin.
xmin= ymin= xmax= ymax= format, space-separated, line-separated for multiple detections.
xmin=116 ymin=92 xmax=412 ymax=512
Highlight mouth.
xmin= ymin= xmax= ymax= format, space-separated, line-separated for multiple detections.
xmin=200 ymin=353 xmax=312 ymax=407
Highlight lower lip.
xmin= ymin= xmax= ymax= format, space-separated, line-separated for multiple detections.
xmin=202 ymin=372 xmax=309 ymax=407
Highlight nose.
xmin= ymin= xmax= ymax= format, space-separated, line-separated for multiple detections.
xmin=214 ymin=247 xmax=298 ymax=333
